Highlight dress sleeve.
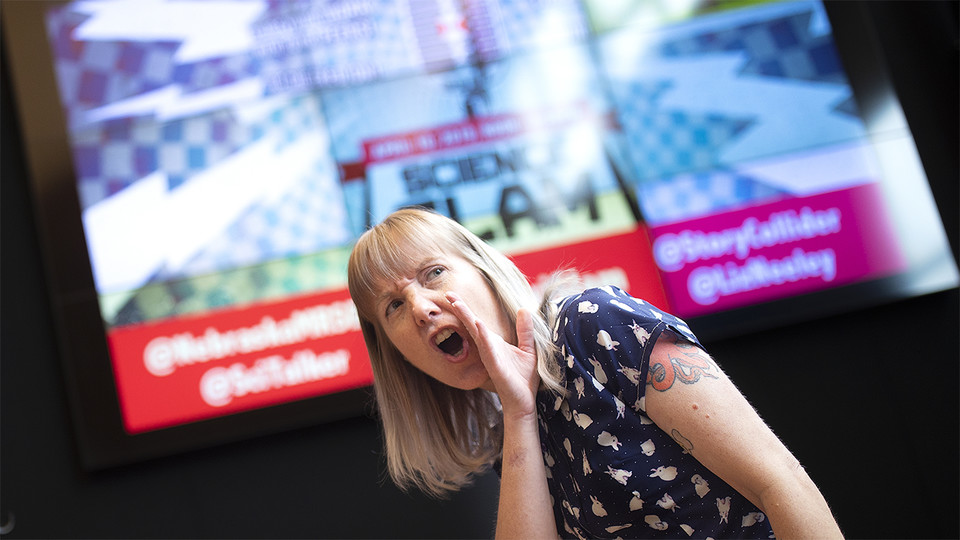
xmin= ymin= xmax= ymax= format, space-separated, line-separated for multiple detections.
xmin=556 ymin=286 xmax=703 ymax=415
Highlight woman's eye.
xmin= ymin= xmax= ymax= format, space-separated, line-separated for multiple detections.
xmin=426 ymin=266 xmax=445 ymax=280
xmin=385 ymin=299 xmax=403 ymax=317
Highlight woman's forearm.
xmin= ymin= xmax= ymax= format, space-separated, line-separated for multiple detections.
xmin=495 ymin=412 xmax=558 ymax=540
xmin=760 ymin=463 xmax=844 ymax=540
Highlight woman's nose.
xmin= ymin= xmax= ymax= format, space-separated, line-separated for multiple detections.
xmin=409 ymin=291 xmax=441 ymax=326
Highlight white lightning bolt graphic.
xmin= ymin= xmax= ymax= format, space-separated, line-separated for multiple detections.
xmin=79 ymin=78 xmax=265 ymax=126
xmin=72 ymin=0 xmax=267 ymax=63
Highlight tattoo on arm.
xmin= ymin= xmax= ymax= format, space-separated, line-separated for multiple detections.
xmin=647 ymin=332 xmax=719 ymax=392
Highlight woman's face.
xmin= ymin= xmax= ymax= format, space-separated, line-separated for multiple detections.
xmin=373 ymin=249 xmax=514 ymax=392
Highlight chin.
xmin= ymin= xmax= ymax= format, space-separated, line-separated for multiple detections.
xmin=454 ymin=368 xmax=493 ymax=393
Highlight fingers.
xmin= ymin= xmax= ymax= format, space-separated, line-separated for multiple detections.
xmin=446 ymin=292 xmax=504 ymax=376
xmin=515 ymin=308 xmax=536 ymax=355
xmin=448 ymin=291 xmax=535 ymax=359
xmin=446 ymin=291 xmax=500 ymax=355
xmin=446 ymin=291 xmax=480 ymax=336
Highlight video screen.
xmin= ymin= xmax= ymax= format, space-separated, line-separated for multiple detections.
xmin=38 ymin=0 xmax=957 ymax=434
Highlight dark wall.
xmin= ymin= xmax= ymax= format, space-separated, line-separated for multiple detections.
xmin=2 ymin=2 xmax=958 ymax=538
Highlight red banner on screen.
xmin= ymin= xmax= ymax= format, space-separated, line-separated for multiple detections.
xmin=361 ymin=102 xmax=593 ymax=164
xmin=107 ymin=288 xmax=371 ymax=434
xmin=513 ymin=226 xmax=670 ymax=311
xmin=648 ymin=183 xmax=906 ymax=317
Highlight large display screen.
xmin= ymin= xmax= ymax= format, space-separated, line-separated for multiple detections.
xmin=5 ymin=0 xmax=956 ymax=465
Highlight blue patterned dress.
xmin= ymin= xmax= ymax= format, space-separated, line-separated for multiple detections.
xmin=536 ymin=286 xmax=775 ymax=539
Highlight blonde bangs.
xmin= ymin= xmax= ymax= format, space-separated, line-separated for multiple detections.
xmin=348 ymin=209 xmax=465 ymax=322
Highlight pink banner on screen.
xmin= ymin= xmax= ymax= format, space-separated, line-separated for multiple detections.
xmin=648 ymin=183 xmax=906 ymax=317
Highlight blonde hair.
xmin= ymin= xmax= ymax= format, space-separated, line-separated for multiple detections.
xmin=347 ymin=208 xmax=565 ymax=497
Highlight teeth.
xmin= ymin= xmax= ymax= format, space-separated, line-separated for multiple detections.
xmin=435 ymin=328 xmax=454 ymax=345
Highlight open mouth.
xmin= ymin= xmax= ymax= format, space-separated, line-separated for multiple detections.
xmin=435 ymin=328 xmax=465 ymax=356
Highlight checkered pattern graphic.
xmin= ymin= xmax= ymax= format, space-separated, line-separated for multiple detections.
xmin=46 ymin=7 xmax=182 ymax=129
xmin=46 ymin=1 xmax=425 ymax=114
xmin=72 ymin=110 xmax=246 ymax=207
xmin=47 ymin=0 xmax=445 ymax=209
xmin=46 ymin=4 xmax=256 ymax=207
xmin=172 ymin=54 xmax=259 ymax=95
xmin=660 ymin=9 xmax=847 ymax=85
xmin=71 ymin=93 xmax=324 ymax=209
xmin=51 ymin=1 xmax=456 ymax=207
xmin=612 ymin=80 xmax=755 ymax=184
xmin=107 ymin=246 xmax=353 ymax=327
xmin=658 ymin=7 xmax=856 ymax=114
xmin=637 ymin=171 xmax=785 ymax=225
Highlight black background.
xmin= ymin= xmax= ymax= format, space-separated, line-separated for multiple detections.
xmin=2 ymin=1 xmax=957 ymax=538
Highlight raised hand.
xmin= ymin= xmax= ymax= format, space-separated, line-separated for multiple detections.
xmin=446 ymin=291 xmax=540 ymax=419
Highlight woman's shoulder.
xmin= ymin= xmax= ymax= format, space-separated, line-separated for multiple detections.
xmin=557 ymin=285 xmax=663 ymax=322
xmin=555 ymin=285 xmax=700 ymax=348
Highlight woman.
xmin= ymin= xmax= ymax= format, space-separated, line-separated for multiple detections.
xmin=347 ymin=207 xmax=842 ymax=539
